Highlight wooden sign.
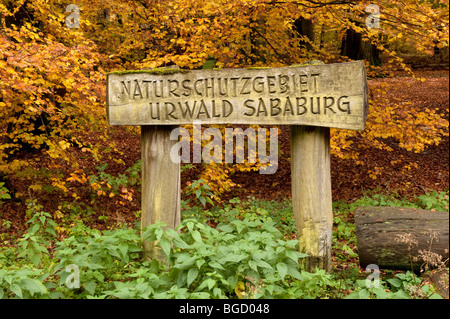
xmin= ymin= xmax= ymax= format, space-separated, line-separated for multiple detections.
xmin=107 ymin=61 xmax=368 ymax=130
xmin=106 ymin=61 xmax=369 ymax=271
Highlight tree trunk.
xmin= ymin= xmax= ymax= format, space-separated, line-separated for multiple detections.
xmin=294 ymin=18 xmax=315 ymax=51
xmin=341 ymin=28 xmax=381 ymax=66
xmin=355 ymin=207 xmax=449 ymax=271
xmin=141 ymin=125 xmax=181 ymax=261
xmin=290 ymin=125 xmax=333 ymax=272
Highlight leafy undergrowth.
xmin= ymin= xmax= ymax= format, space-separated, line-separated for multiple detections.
xmin=0 ymin=191 xmax=447 ymax=299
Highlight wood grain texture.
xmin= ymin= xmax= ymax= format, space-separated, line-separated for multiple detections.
xmin=355 ymin=207 xmax=449 ymax=270
xmin=290 ymin=125 xmax=333 ymax=272
xmin=107 ymin=61 xmax=368 ymax=130
xmin=141 ymin=125 xmax=181 ymax=260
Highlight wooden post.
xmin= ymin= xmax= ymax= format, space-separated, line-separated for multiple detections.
xmin=141 ymin=125 xmax=181 ymax=261
xmin=290 ymin=125 xmax=333 ymax=272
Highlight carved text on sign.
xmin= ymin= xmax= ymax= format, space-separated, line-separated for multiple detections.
xmin=107 ymin=61 xmax=368 ymax=130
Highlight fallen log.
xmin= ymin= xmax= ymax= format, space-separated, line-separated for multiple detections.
xmin=355 ymin=207 xmax=449 ymax=271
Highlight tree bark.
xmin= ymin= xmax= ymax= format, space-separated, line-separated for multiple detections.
xmin=290 ymin=125 xmax=333 ymax=272
xmin=341 ymin=27 xmax=381 ymax=66
xmin=355 ymin=207 xmax=449 ymax=271
xmin=294 ymin=18 xmax=315 ymax=51
xmin=141 ymin=125 xmax=181 ymax=261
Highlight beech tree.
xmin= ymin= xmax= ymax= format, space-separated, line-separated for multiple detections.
xmin=0 ymin=0 xmax=448 ymax=197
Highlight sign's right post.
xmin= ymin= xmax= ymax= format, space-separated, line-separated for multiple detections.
xmin=291 ymin=125 xmax=333 ymax=272
xmin=289 ymin=60 xmax=368 ymax=272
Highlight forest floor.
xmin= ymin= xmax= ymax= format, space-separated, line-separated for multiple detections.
xmin=1 ymin=69 xmax=449 ymax=235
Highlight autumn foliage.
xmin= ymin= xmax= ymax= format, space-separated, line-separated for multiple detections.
xmin=0 ymin=0 xmax=448 ymax=205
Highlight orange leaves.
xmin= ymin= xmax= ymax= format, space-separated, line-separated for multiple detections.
xmin=0 ymin=0 xmax=448 ymax=209
xmin=66 ymin=171 xmax=88 ymax=184
xmin=0 ymin=3 xmax=109 ymax=182
xmin=331 ymin=74 xmax=449 ymax=169
xmin=51 ymin=177 xmax=68 ymax=193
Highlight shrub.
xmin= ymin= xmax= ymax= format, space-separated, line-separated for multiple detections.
xmin=142 ymin=217 xmax=308 ymax=299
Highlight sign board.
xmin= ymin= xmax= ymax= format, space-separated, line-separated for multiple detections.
xmin=107 ymin=61 xmax=368 ymax=130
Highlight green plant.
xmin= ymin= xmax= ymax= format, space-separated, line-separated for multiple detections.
xmin=220 ymin=197 xmax=297 ymax=237
xmin=1 ymin=219 xmax=11 ymax=230
xmin=346 ymin=190 xmax=450 ymax=212
xmin=180 ymin=163 xmax=195 ymax=174
xmin=283 ymin=268 xmax=342 ymax=299
xmin=393 ymin=230 xmax=448 ymax=298
xmin=142 ymin=217 xmax=308 ymax=299
xmin=349 ymin=192 xmax=415 ymax=209
xmin=345 ymin=271 xmax=442 ymax=299
xmin=53 ymin=225 xmax=144 ymax=298
xmin=333 ymin=216 xmax=354 ymax=242
xmin=186 ymin=179 xmax=215 ymax=207
xmin=0 ymin=266 xmax=50 ymax=299
xmin=0 ymin=182 xmax=11 ymax=201
xmin=98 ymin=215 xmax=109 ymax=223
xmin=416 ymin=191 xmax=449 ymax=211
xmin=181 ymin=205 xmax=207 ymax=223
xmin=329 ymin=203 xmax=359 ymax=263
xmin=2 ymin=194 xmax=447 ymax=299
xmin=60 ymin=201 xmax=96 ymax=220
xmin=87 ymin=161 xmax=141 ymax=202
xmin=17 ymin=200 xmax=58 ymax=267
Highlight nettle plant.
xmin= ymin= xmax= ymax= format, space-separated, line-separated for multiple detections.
xmin=17 ymin=200 xmax=58 ymax=268
xmin=142 ymin=218 xmax=307 ymax=299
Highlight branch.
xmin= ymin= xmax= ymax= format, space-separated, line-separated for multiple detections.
xmin=252 ymin=27 xmax=292 ymax=65
xmin=272 ymin=0 xmax=358 ymax=8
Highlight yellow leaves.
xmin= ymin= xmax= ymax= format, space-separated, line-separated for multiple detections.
xmin=59 ymin=140 xmax=71 ymax=150
xmin=90 ymin=182 xmax=101 ymax=190
xmin=379 ymin=132 xmax=392 ymax=139
xmin=72 ymin=192 xmax=81 ymax=200
xmin=234 ymin=281 xmax=246 ymax=299
xmin=194 ymin=162 xmax=237 ymax=201
xmin=51 ymin=177 xmax=68 ymax=193
xmin=67 ymin=171 xmax=88 ymax=184
xmin=1 ymin=159 xmax=29 ymax=175
xmin=0 ymin=0 xmax=447 ymax=218
xmin=28 ymin=184 xmax=43 ymax=192
xmin=5 ymin=66 xmax=16 ymax=74
xmin=53 ymin=209 xmax=65 ymax=220
xmin=46 ymin=144 xmax=63 ymax=159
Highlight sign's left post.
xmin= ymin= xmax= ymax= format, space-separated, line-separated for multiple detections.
xmin=140 ymin=125 xmax=181 ymax=261
xmin=106 ymin=70 xmax=183 ymax=262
